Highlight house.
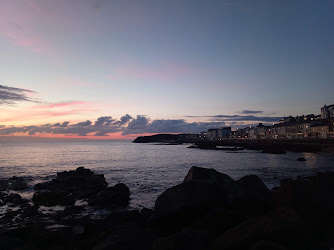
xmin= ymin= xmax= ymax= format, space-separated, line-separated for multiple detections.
xmin=321 ymin=104 xmax=334 ymax=119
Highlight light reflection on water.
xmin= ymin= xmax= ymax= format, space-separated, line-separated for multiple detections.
xmin=0 ymin=140 xmax=333 ymax=209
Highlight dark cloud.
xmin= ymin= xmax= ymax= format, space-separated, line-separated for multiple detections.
xmin=94 ymin=116 xmax=115 ymax=127
xmin=0 ymin=114 xmax=279 ymax=137
xmin=119 ymin=114 xmax=132 ymax=125
xmin=240 ymin=110 xmax=263 ymax=114
xmin=72 ymin=120 xmax=92 ymax=126
xmin=53 ymin=121 xmax=69 ymax=127
xmin=0 ymin=84 xmax=38 ymax=105
xmin=187 ymin=114 xmax=281 ymax=123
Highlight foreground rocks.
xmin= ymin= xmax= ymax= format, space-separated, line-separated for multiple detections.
xmin=1 ymin=166 xmax=334 ymax=249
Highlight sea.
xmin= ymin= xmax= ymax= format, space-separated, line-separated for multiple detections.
xmin=1 ymin=138 xmax=334 ymax=209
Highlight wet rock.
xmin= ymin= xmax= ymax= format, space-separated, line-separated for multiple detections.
xmin=88 ymin=183 xmax=130 ymax=209
xmin=0 ymin=176 xmax=28 ymax=191
xmin=297 ymin=157 xmax=307 ymax=161
xmin=32 ymin=190 xmax=74 ymax=206
xmin=262 ymin=147 xmax=286 ymax=154
xmin=0 ymin=180 xmax=9 ymax=191
xmin=4 ymin=193 xmax=28 ymax=205
xmin=33 ymin=167 xmax=108 ymax=206
xmin=8 ymin=176 xmax=28 ymax=190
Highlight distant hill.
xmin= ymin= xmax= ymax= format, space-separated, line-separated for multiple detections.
xmin=133 ymin=134 xmax=178 ymax=143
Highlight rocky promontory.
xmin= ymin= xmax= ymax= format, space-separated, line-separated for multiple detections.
xmin=1 ymin=166 xmax=334 ymax=249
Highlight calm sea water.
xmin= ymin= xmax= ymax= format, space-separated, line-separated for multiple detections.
xmin=0 ymin=139 xmax=333 ymax=209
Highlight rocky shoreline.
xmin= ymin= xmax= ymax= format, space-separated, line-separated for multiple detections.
xmin=133 ymin=134 xmax=334 ymax=153
xmin=1 ymin=166 xmax=334 ymax=249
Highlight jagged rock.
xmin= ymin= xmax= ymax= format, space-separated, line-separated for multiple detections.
xmin=32 ymin=190 xmax=75 ymax=206
xmin=297 ymin=157 xmax=307 ymax=161
xmin=33 ymin=167 xmax=108 ymax=206
xmin=4 ymin=193 xmax=28 ymax=205
xmin=88 ymin=183 xmax=130 ymax=209
xmin=8 ymin=176 xmax=28 ymax=190
xmin=0 ymin=176 xmax=28 ymax=191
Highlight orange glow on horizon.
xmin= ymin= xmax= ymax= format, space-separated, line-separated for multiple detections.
xmin=0 ymin=132 xmax=157 ymax=140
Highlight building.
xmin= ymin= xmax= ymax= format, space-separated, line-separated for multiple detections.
xmin=321 ymin=104 xmax=334 ymax=119
xmin=206 ymin=127 xmax=231 ymax=140
xmin=310 ymin=120 xmax=330 ymax=138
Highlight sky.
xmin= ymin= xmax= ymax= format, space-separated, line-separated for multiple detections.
xmin=0 ymin=0 xmax=333 ymax=139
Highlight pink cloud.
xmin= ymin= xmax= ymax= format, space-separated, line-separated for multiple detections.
xmin=0 ymin=101 xmax=96 ymax=124
xmin=35 ymin=101 xmax=91 ymax=109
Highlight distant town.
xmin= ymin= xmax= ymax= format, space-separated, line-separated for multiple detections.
xmin=180 ymin=104 xmax=334 ymax=141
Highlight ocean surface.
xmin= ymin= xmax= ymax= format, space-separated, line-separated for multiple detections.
xmin=1 ymin=138 xmax=334 ymax=209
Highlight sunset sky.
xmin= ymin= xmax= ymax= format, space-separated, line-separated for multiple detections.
xmin=0 ymin=0 xmax=333 ymax=139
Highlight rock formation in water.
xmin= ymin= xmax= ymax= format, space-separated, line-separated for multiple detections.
xmin=1 ymin=166 xmax=334 ymax=249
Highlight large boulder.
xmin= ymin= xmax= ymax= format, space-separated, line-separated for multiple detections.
xmin=275 ymin=172 xmax=334 ymax=213
xmin=150 ymin=167 xmax=242 ymax=233
xmin=235 ymin=175 xmax=273 ymax=215
xmin=33 ymin=167 xmax=108 ymax=206
xmin=88 ymin=183 xmax=130 ymax=209
xmin=213 ymin=206 xmax=304 ymax=250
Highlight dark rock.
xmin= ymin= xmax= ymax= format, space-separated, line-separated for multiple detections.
xmin=151 ymin=181 xmax=222 ymax=223
xmin=93 ymin=221 xmax=156 ymax=250
xmin=184 ymin=166 xmax=235 ymax=184
xmin=191 ymin=207 xmax=246 ymax=237
xmin=32 ymin=190 xmax=75 ymax=206
xmin=187 ymin=145 xmax=197 ymax=148
xmin=88 ymin=183 xmax=130 ymax=209
xmin=150 ymin=167 xmax=244 ymax=233
xmin=235 ymin=175 xmax=273 ymax=215
xmin=8 ymin=176 xmax=28 ymax=190
xmin=213 ymin=206 xmax=304 ymax=250
xmin=152 ymin=228 xmax=212 ymax=250
xmin=197 ymin=142 xmax=217 ymax=150
xmin=4 ymin=193 xmax=28 ymax=205
xmin=297 ymin=157 xmax=307 ymax=161
xmin=249 ymin=240 xmax=288 ymax=250
xmin=0 ymin=236 xmax=24 ymax=250
xmin=139 ymin=208 xmax=154 ymax=225
xmin=275 ymin=172 xmax=334 ymax=213
xmin=33 ymin=167 xmax=108 ymax=206
xmin=0 ymin=179 xmax=9 ymax=191
xmin=262 ymin=147 xmax=286 ymax=154
xmin=133 ymin=134 xmax=178 ymax=143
